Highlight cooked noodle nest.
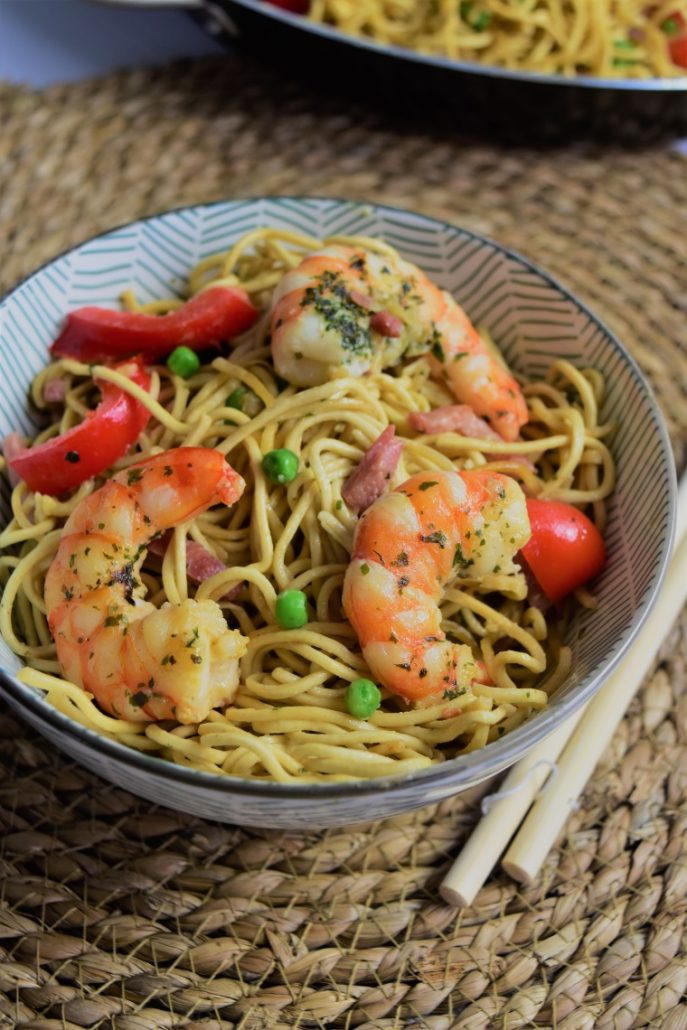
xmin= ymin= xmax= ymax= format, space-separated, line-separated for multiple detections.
xmin=307 ymin=0 xmax=686 ymax=79
xmin=0 ymin=228 xmax=615 ymax=782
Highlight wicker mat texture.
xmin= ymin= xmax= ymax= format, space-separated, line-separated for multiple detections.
xmin=1 ymin=56 xmax=686 ymax=1030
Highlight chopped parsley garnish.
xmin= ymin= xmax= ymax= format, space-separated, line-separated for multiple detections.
xmin=442 ymin=687 xmax=467 ymax=700
xmin=108 ymin=562 xmax=136 ymax=602
xmin=104 ymin=613 xmax=127 ymax=628
xmin=431 ymin=340 xmax=446 ymax=363
xmin=360 ymin=563 xmax=370 ymax=576
xmin=127 ymin=468 xmax=143 ymax=485
xmin=420 ymin=530 xmax=447 ymax=548
xmin=428 ymin=326 xmax=445 ymax=363
xmin=419 ymin=481 xmax=438 ymax=491
xmin=391 ymin=551 xmax=409 ymax=567
xmin=301 ymin=270 xmax=372 ymax=358
xmin=453 ymin=543 xmax=474 ymax=569
xmin=185 ymin=627 xmax=200 ymax=648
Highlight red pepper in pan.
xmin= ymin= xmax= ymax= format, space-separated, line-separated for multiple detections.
xmin=265 ymin=0 xmax=310 ymax=11
xmin=664 ymin=11 xmax=687 ymax=67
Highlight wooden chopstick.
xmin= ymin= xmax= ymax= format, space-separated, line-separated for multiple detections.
xmin=440 ymin=473 xmax=687 ymax=906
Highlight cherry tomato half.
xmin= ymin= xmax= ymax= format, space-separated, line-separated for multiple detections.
xmin=520 ymin=498 xmax=606 ymax=603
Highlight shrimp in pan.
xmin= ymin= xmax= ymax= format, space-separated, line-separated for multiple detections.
xmin=342 ymin=469 xmax=530 ymax=705
xmin=44 ymin=447 xmax=248 ymax=723
xmin=270 ymin=244 xmax=527 ymax=441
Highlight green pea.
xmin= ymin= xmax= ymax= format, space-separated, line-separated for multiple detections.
xmin=262 ymin=448 xmax=299 ymax=484
xmin=167 ymin=346 xmax=200 ymax=379
xmin=471 ymin=9 xmax=492 ymax=30
xmin=346 ymin=678 xmax=381 ymax=720
xmin=459 ymin=1 xmax=491 ymax=30
xmin=226 ymin=386 xmax=247 ymax=410
xmin=275 ymin=589 xmax=308 ymax=630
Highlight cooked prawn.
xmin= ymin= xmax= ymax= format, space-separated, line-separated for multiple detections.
xmin=342 ymin=469 xmax=530 ymax=705
xmin=44 ymin=447 xmax=248 ymax=723
xmin=270 ymin=243 xmax=527 ymax=441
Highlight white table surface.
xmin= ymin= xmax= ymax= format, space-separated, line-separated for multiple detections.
xmin=0 ymin=0 xmax=223 ymax=86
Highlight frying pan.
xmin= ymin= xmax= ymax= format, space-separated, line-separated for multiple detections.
xmin=93 ymin=0 xmax=687 ymax=141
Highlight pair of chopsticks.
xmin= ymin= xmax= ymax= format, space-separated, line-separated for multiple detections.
xmin=440 ymin=474 xmax=687 ymax=907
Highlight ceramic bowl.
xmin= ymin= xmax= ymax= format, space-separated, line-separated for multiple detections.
xmin=0 ymin=197 xmax=676 ymax=828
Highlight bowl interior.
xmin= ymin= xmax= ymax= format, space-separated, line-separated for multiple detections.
xmin=0 ymin=197 xmax=675 ymax=796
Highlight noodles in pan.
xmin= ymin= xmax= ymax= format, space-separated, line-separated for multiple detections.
xmin=307 ymin=0 xmax=687 ymax=78
xmin=0 ymin=229 xmax=615 ymax=782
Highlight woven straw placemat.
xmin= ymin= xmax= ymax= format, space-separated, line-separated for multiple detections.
xmin=1 ymin=56 xmax=686 ymax=1029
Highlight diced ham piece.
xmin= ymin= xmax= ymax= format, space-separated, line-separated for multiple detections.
xmin=1 ymin=433 xmax=27 ymax=487
xmin=409 ymin=404 xmax=503 ymax=440
xmin=369 ymin=310 xmax=404 ymax=338
xmin=349 ymin=289 xmax=374 ymax=310
xmin=147 ymin=533 xmax=171 ymax=560
xmin=409 ymin=404 xmax=535 ymax=470
xmin=342 ymin=425 xmax=404 ymax=514
xmin=147 ymin=533 xmax=242 ymax=600
xmin=185 ymin=540 xmax=228 ymax=582
xmin=43 ymin=377 xmax=67 ymax=404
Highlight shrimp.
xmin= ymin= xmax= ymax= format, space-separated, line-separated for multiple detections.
xmin=342 ymin=469 xmax=530 ymax=705
xmin=270 ymin=244 xmax=528 ymax=441
xmin=44 ymin=447 xmax=248 ymax=724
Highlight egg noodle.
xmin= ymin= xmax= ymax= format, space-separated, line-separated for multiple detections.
xmin=0 ymin=228 xmax=615 ymax=783
xmin=307 ymin=0 xmax=685 ymax=78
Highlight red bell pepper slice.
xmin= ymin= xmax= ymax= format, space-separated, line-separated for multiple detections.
xmin=265 ymin=0 xmax=309 ymax=11
xmin=664 ymin=11 xmax=687 ymax=68
xmin=520 ymin=498 xmax=606 ymax=603
xmin=669 ymin=33 xmax=687 ymax=67
xmin=50 ymin=286 xmax=259 ymax=363
xmin=9 ymin=358 xmax=151 ymax=496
